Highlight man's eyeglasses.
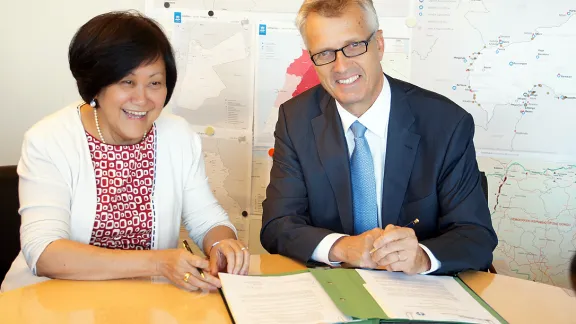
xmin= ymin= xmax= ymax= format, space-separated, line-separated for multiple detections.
xmin=309 ymin=32 xmax=376 ymax=66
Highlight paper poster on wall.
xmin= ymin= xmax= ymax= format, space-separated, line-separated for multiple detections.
xmin=150 ymin=9 xmax=255 ymax=244
xmin=201 ymin=135 xmax=253 ymax=244
xmin=250 ymin=148 xmax=274 ymax=215
xmin=411 ymin=0 xmax=576 ymax=159
xmin=171 ymin=11 xmax=254 ymax=132
xmin=253 ymin=20 xmax=315 ymax=147
xmin=150 ymin=0 xmax=410 ymax=17
xmin=479 ymin=157 xmax=576 ymax=289
xmin=411 ymin=0 xmax=576 ymax=289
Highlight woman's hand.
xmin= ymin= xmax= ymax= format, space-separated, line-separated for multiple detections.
xmin=156 ymin=249 xmax=221 ymax=291
xmin=208 ymin=239 xmax=250 ymax=276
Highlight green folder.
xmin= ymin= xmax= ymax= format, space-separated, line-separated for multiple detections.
xmin=228 ymin=268 xmax=507 ymax=324
xmin=307 ymin=268 xmax=508 ymax=324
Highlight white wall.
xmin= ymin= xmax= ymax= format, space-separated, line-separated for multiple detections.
xmin=0 ymin=0 xmax=145 ymax=166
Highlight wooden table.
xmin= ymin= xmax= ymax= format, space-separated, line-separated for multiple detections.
xmin=0 ymin=254 xmax=574 ymax=323
xmin=459 ymin=271 xmax=576 ymax=324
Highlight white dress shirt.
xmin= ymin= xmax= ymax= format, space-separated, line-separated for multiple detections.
xmin=311 ymin=77 xmax=441 ymax=274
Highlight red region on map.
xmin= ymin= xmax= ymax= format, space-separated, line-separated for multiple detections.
xmin=287 ymin=49 xmax=320 ymax=97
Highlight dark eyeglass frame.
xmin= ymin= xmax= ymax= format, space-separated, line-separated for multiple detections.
xmin=309 ymin=31 xmax=376 ymax=66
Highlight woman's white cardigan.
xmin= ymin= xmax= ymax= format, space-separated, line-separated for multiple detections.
xmin=1 ymin=102 xmax=236 ymax=292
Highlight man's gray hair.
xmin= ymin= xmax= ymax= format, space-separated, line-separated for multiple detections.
xmin=295 ymin=0 xmax=379 ymax=38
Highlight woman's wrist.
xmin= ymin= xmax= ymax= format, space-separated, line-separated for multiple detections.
xmin=150 ymin=250 xmax=167 ymax=276
xmin=208 ymin=240 xmax=222 ymax=255
xmin=202 ymin=225 xmax=238 ymax=255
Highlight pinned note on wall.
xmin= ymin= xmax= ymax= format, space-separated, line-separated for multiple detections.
xmin=205 ymin=126 xmax=215 ymax=136
xmin=405 ymin=16 xmax=417 ymax=28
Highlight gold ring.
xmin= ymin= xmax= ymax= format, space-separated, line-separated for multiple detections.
xmin=183 ymin=272 xmax=191 ymax=283
xmin=241 ymin=247 xmax=247 ymax=251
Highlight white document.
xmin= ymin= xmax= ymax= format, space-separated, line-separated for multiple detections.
xmin=356 ymin=270 xmax=501 ymax=324
xmin=219 ymin=272 xmax=351 ymax=324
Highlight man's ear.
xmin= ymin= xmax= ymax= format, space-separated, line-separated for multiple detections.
xmin=375 ymin=30 xmax=385 ymax=60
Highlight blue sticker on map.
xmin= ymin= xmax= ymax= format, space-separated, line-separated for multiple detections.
xmin=259 ymin=24 xmax=267 ymax=35
xmin=174 ymin=12 xmax=182 ymax=24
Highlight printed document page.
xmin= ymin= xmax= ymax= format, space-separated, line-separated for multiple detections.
xmin=219 ymin=272 xmax=352 ymax=324
xmin=356 ymin=270 xmax=501 ymax=323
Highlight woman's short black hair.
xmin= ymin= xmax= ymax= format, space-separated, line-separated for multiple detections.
xmin=69 ymin=11 xmax=177 ymax=106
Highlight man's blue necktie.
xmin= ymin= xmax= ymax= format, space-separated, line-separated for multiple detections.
xmin=350 ymin=121 xmax=379 ymax=235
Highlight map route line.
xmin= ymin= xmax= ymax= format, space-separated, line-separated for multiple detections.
xmin=510 ymin=112 xmax=524 ymax=151
xmin=464 ymin=10 xmax=490 ymax=46
xmin=533 ymin=13 xmax=574 ymax=34
xmin=456 ymin=0 xmax=490 ymax=12
xmin=457 ymin=10 xmax=574 ymax=133
xmin=486 ymin=161 xmax=576 ymax=176
xmin=382 ymin=65 xmax=408 ymax=80
xmin=417 ymin=5 xmax=572 ymax=75
xmin=465 ymin=11 xmax=573 ymax=57
xmin=486 ymin=161 xmax=576 ymax=214
xmin=477 ymin=83 xmax=570 ymax=133
xmin=412 ymin=37 xmax=438 ymax=60
xmin=493 ymin=176 xmax=507 ymax=212
xmin=496 ymin=246 xmax=533 ymax=279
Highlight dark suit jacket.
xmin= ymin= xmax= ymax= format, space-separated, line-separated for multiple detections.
xmin=261 ymin=75 xmax=498 ymax=275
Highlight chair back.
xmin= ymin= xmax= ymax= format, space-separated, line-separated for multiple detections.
xmin=570 ymin=253 xmax=576 ymax=291
xmin=0 ymin=165 xmax=21 ymax=283
xmin=479 ymin=171 xmax=497 ymax=274
xmin=480 ymin=171 xmax=488 ymax=202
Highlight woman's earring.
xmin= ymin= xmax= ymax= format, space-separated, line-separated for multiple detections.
xmin=89 ymin=98 xmax=98 ymax=108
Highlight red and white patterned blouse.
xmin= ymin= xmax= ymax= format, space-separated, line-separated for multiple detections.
xmin=86 ymin=127 xmax=156 ymax=250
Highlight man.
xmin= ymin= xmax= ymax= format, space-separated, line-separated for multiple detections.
xmin=261 ymin=0 xmax=497 ymax=275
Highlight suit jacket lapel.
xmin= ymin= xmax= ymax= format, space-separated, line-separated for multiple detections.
xmin=382 ymin=77 xmax=421 ymax=226
xmin=311 ymin=91 xmax=354 ymax=234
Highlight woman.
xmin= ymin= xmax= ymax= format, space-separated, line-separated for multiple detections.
xmin=1 ymin=11 xmax=249 ymax=292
